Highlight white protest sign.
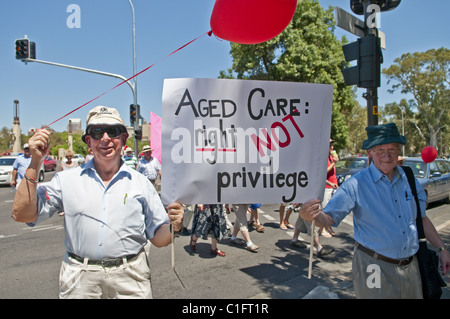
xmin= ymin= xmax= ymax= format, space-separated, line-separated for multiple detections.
xmin=161 ymin=78 xmax=333 ymax=205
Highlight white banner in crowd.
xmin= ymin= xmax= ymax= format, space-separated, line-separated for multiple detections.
xmin=161 ymin=78 xmax=333 ymax=205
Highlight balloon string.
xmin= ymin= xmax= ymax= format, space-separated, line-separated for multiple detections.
xmin=41 ymin=30 xmax=213 ymax=130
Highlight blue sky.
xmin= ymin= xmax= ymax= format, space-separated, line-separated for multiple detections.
xmin=1 ymin=0 xmax=449 ymax=133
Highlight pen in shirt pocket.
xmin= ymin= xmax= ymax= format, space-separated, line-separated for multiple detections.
xmin=124 ymin=193 xmax=128 ymax=204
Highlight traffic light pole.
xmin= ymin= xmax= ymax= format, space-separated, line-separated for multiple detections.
xmin=24 ymin=58 xmax=135 ymax=93
xmin=23 ymin=58 xmax=140 ymax=154
xmin=364 ymin=88 xmax=378 ymax=126
xmin=17 ymin=0 xmax=140 ymax=158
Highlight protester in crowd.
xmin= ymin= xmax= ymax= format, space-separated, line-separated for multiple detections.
xmin=180 ymin=204 xmax=195 ymax=235
xmin=190 ymin=204 xmax=228 ymax=257
xmin=60 ymin=149 xmax=79 ymax=171
xmin=137 ymin=145 xmax=161 ymax=187
xmin=122 ymin=147 xmax=137 ymax=169
xmin=248 ymin=204 xmax=264 ymax=233
xmin=85 ymin=148 xmax=94 ymax=163
xmin=322 ymin=138 xmax=339 ymax=237
xmin=289 ymin=203 xmax=334 ymax=257
xmin=278 ymin=203 xmax=294 ymax=230
xmin=10 ymin=143 xmax=32 ymax=190
xmin=300 ymin=123 xmax=450 ymax=298
xmin=229 ymin=204 xmax=259 ymax=252
xmin=11 ymin=105 xmax=184 ymax=299
xmin=58 ymin=149 xmax=79 ymax=217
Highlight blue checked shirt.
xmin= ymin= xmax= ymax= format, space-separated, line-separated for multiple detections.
xmin=29 ymin=160 xmax=169 ymax=260
xmin=323 ymin=162 xmax=427 ymax=259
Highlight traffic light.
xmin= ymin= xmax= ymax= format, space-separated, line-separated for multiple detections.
xmin=15 ymin=39 xmax=36 ymax=60
xmin=350 ymin=0 xmax=401 ymax=15
xmin=30 ymin=41 xmax=36 ymax=59
xmin=134 ymin=128 xmax=142 ymax=141
xmin=15 ymin=39 xmax=29 ymax=60
xmin=341 ymin=34 xmax=382 ymax=88
xmin=130 ymin=104 xmax=136 ymax=124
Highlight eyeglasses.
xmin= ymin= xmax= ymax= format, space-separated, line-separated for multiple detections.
xmin=371 ymin=148 xmax=400 ymax=157
xmin=88 ymin=126 xmax=124 ymax=140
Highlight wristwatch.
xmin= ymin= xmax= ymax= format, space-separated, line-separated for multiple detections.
xmin=438 ymin=243 xmax=448 ymax=252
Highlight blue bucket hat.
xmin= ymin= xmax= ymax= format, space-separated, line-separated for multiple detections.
xmin=361 ymin=123 xmax=406 ymax=150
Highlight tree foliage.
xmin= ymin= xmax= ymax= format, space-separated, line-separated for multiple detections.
xmin=219 ymin=0 xmax=357 ymax=151
xmin=383 ymin=47 xmax=450 ymax=154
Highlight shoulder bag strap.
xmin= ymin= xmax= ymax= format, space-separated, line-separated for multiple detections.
xmin=401 ymin=166 xmax=426 ymax=240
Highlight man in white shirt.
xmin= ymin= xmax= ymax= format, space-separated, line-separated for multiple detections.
xmin=12 ymin=105 xmax=183 ymax=299
xmin=137 ymin=145 xmax=161 ymax=186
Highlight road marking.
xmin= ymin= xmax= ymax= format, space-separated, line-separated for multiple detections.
xmin=22 ymin=224 xmax=64 ymax=232
xmin=31 ymin=225 xmax=64 ymax=232
xmin=262 ymin=214 xmax=275 ymax=221
xmin=436 ymin=219 xmax=450 ymax=232
xmin=0 ymin=234 xmax=18 ymax=239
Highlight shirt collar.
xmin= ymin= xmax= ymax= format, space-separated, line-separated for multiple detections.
xmin=369 ymin=161 xmax=401 ymax=183
xmin=81 ymin=158 xmax=132 ymax=179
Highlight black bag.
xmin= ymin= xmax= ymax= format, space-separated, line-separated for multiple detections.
xmin=402 ymin=166 xmax=447 ymax=299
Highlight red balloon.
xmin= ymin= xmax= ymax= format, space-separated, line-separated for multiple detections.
xmin=421 ymin=146 xmax=438 ymax=163
xmin=210 ymin=0 xmax=297 ymax=44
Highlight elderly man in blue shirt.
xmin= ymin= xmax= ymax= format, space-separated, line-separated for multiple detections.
xmin=12 ymin=106 xmax=184 ymax=299
xmin=300 ymin=123 xmax=450 ymax=298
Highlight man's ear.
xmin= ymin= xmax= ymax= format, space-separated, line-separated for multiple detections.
xmin=121 ymin=134 xmax=128 ymax=146
xmin=85 ymin=135 xmax=92 ymax=148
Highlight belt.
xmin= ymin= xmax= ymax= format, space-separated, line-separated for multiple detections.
xmin=355 ymin=242 xmax=414 ymax=266
xmin=68 ymin=251 xmax=140 ymax=267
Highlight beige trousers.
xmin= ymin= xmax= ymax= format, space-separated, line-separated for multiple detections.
xmin=59 ymin=248 xmax=152 ymax=299
xmin=352 ymin=247 xmax=423 ymax=299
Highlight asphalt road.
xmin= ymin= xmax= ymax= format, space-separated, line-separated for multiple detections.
xmin=0 ymin=170 xmax=449 ymax=299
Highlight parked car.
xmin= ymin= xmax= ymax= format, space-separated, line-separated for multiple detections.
xmin=0 ymin=155 xmax=45 ymax=185
xmin=403 ymin=157 xmax=450 ymax=205
xmin=62 ymin=153 xmax=85 ymax=165
xmin=335 ymin=156 xmax=369 ymax=185
xmin=43 ymin=156 xmax=57 ymax=171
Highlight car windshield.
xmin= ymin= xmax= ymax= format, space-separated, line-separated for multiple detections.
xmin=336 ymin=158 xmax=368 ymax=172
xmin=403 ymin=160 xmax=427 ymax=178
xmin=0 ymin=158 xmax=15 ymax=166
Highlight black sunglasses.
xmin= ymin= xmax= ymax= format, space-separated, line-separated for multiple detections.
xmin=88 ymin=126 xmax=124 ymax=140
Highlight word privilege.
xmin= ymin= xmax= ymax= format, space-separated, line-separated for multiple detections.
xmin=217 ymin=167 xmax=308 ymax=202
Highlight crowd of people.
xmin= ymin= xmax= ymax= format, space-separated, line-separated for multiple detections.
xmin=10 ymin=105 xmax=450 ymax=299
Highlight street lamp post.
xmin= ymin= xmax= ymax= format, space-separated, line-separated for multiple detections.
xmin=396 ymin=104 xmax=405 ymax=157
xmin=128 ymin=0 xmax=139 ymax=159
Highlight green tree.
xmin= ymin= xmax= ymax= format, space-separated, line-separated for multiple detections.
xmin=0 ymin=127 xmax=13 ymax=153
xmin=383 ymin=48 xmax=450 ymax=154
xmin=343 ymin=102 xmax=366 ymax=155
xmin=384 ymin=99 xmax=424 ymax=156
xmin=219 ymin=0 xmax=357 ymax=151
